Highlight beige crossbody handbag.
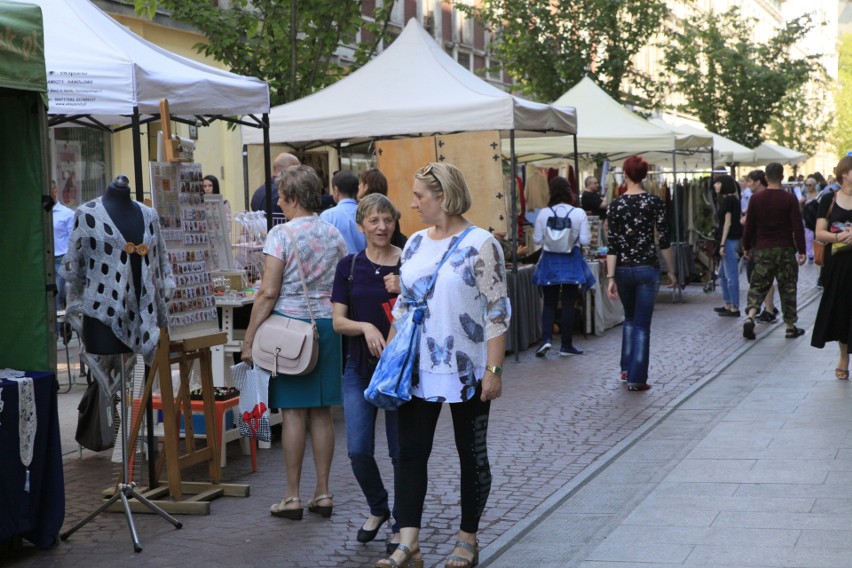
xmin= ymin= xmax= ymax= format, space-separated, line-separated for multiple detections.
xmin=251 ymin=225 xmax=319 ymax=376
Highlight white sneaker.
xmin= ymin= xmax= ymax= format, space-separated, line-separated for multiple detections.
xmin=535 ymin=342 xmax=551 ymax=357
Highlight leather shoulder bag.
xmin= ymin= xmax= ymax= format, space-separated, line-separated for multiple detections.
xmin=252 ymin=224 xmax=319 ymax=376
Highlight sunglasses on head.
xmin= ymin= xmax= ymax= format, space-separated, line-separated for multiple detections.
xmin=420 ymin=163 xmax=443 ymax=190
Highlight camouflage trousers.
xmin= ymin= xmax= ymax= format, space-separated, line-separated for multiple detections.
xmin=746 ymin=247 xmax=799 ymax=324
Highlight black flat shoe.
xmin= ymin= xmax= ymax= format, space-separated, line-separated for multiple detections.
xmin=743 ymin=318 xmax=756 ymax=340
xmin=713 ymin=306 xmax=729 ymax=313
xmin=785 ymin=326 xmax=805 ymax=338
xmin=718 ymin=310 xmax=741 ymax=317
xmin=357 ymin=511 xmax=390 ymax=543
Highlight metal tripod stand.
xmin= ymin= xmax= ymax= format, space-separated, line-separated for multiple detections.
xmin=60 ymin=353 xmax=182 ymax=552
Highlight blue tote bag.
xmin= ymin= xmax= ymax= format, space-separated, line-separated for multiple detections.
xmin=364 ymin=226 xmax=474 ymax=410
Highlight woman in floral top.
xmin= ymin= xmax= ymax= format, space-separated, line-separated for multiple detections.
xmin=241 ymin=165 xmax=347 ymax=521
xmin=378 ymin=162 xmax=510 ymax=568
xmin=606 ymin=156 xmax=676 ymax=392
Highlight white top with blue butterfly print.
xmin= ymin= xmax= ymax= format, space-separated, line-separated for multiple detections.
xmin=393 ymin=226 xmax=511 ymax=403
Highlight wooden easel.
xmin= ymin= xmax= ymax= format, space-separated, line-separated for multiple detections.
xmin=124 ymin=327 xmax=249 ymax=514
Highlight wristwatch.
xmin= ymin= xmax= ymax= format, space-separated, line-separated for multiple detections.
xmin=485 ymin=364 xmax=503 ymax=376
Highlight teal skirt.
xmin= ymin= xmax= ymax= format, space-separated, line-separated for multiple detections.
xmin=268 ymin=317 xmax=342 ymax=409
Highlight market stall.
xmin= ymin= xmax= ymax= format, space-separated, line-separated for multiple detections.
xmin=5 ymin=0 xmax=272 ymax=204
xmin=0 ymin=2 xmax=65 ymax=550
xmin=242 ymin=18 xmax=579 ymax=355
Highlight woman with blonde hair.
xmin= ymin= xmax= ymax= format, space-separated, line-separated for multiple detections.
xmin=378 ymin=162 xmax=510 ymax=568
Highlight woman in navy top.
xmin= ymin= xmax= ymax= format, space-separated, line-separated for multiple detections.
xmin=332 ymin=194 xmax=403 ymax=549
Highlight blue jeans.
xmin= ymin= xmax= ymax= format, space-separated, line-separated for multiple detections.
xmin=540 ymin=284 xmax=578 ymax=349
xmin=615 ymin=265 xmax=660 ymax=386
xmin=717 ymin=240 xmax=740 ymax=309
xmin=343 ymin=360 xmax=400 ymax=530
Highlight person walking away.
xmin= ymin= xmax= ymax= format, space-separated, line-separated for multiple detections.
xmin=811 ymin=157 xmax=852 ymax=379
xmin=532 ymin=176 xmax=591 ymax=357
xmin=378 ymin=162 xmax=510 ymax=568
xmin=331 ymin=194 xmax=403 ymax=549
xmin=741 ymin=162 xmax=806 ymax=340
xmin=606 ymin=156 xmax=676 ymax=391
xmin=713 ymin=175 xmax=743 ymax=317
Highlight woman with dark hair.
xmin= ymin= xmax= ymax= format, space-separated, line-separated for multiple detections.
xmin=713 ymin=175 xmax=743 ymax=317
xmin=203 ymin=174 xmax=232 ymax=224
xmin=531 ymin=176 xmax=591 ymax=357
xmin=812 ymin=156 xmax=852 ymax=379
xmin=241 ymin=165 xmax=348 ymax=521
xmin=606 ymin=156 xmax=676 ymax=391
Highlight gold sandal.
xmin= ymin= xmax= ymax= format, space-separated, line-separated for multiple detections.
xmin=306 ymin=493 xmax=333 ymax=518
xmin=270 ymin=496 xmax=302 ymax=520
xmin=377 ymin=543 xmax=423 ymax=568
xmin=445 ymin=539 xmax=478 ymax=568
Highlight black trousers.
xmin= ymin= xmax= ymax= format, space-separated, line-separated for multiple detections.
xmin=395 ymin=385 xmax=491 ymax=533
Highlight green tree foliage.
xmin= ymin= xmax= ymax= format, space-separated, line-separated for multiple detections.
xmin=458 ymin=0 xmax=668 ymax=103
xmin=832 ymin=34 xmax=852 ymax=157
xmin=660 ymin=7 xmax=819 ymax=149
xmin=767 ymin=72 xmax=834 ymax=160
xmin=133 ymin=0 xmax=396 ymax=106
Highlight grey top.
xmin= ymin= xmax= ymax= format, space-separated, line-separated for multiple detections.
xmin=61 ymin=198 xmax=175 ymax=364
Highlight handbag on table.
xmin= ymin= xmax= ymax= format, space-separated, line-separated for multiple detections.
xmin=364 ymin=226 xmax=474 ymax=410
xmin=251 ymin=224 xmax=319 ymax=376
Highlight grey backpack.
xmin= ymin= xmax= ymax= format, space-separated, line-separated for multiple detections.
xmin=544 ymin=206 xmax=575 ymax=253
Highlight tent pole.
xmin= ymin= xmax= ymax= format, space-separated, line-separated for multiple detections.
xmin=242 ymin=144 xmax=250 ymax=210
xmin=510 ymin=130 xmax=520 ymax=363
xmin=131 ymin=107 xmax=144 ymax=202
xmin=263 ymin=113 xmax=273 ymax=231
xmin=572 ymin=134 xmax=580 ymax=195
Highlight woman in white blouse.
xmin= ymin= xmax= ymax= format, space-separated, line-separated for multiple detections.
xmin=378 ymin=163 xmax=510 ymax=568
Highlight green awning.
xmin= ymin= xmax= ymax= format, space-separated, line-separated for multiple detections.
xmin=0 ymin=2 xmax=46 ymax=103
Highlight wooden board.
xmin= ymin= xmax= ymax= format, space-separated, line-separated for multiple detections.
xmin=435 ymin=131 xmax=507 ymax=234
xmin=376 ymin=137 xmax=436 ymax=238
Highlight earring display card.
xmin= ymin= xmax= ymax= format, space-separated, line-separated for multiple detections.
xmin=203 ymin=194 xmax=234 ymax=271
xmin=150 ymin=162 xmax=220 ymax=340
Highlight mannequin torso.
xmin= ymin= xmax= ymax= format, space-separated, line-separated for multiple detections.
xmin=82 ymin=184 xmax=144 ymax=355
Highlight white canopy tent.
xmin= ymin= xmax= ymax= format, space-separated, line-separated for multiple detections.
xmin=241 ymin=18 xmax=576 ymax=147
xmin=504 ymin=77 xmax=710 ymax=161
xmin=6 ymin=0 xmax=271 ymax=199
xmin=750 ymin=141 xmax=807 ymax=166
xmin=646 ymin=119 xmax=755 ymax=169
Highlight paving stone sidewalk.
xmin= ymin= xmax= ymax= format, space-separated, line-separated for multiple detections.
xmin=5 ymin=263 xmax=821 ymax=568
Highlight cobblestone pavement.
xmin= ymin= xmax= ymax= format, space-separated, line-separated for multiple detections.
xmin=5 ymin=263 xmax=821 ymax=568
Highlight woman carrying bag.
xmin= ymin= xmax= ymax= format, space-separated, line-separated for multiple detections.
xmin=241 ymin=165 xmax=347 ymax=520
xmin=377 ymin=162 xmax=510 ymax=568
xmin=531 ymin=176 xmax=591 ymax=358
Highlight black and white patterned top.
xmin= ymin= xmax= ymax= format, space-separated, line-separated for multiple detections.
xmin=61 ymin=198 xmax=175 ymax=364
xmin=607 ymin=192 xmax=671 ymax=267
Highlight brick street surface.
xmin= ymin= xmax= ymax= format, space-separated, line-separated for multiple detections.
xmin=5 ymin=263 xmax=822 ymax=567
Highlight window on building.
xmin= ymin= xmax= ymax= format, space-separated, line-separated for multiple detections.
xmin=457 ymin=51 xmax=471 ymax=71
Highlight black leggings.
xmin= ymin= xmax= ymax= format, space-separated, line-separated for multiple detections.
xmin=395 ymin=386 xmax=492 ymax=533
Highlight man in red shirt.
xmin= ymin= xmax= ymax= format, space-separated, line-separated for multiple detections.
xmin=741 ymin=162 xmax=806 ymax=340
